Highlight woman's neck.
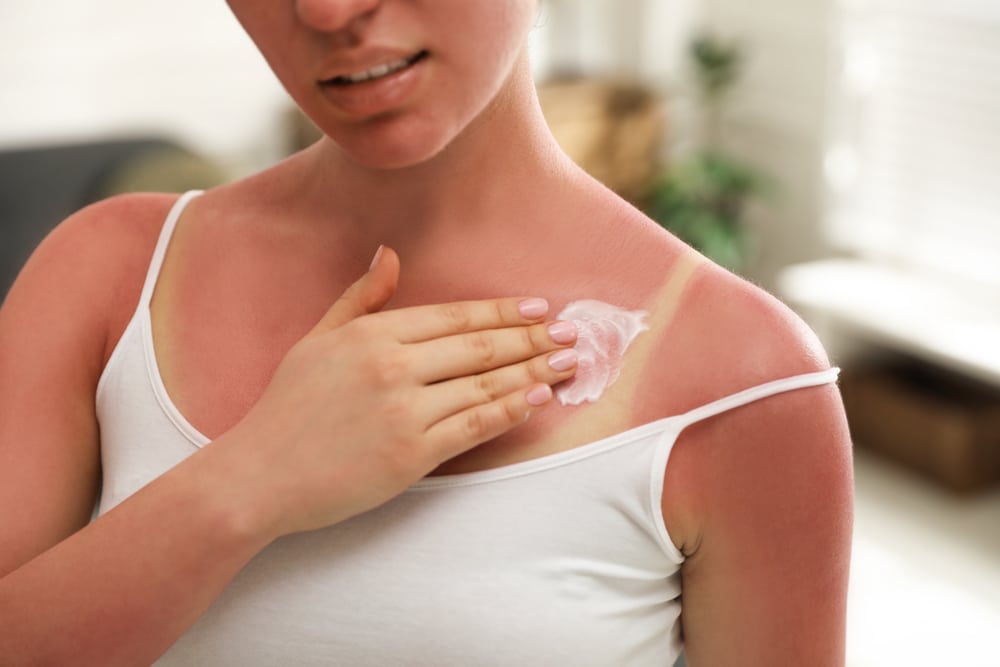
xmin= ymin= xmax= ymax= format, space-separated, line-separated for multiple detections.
xmin=291 ymin=57 xmax=578 ymax=254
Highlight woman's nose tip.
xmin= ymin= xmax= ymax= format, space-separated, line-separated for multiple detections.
xmin=295 ymin=0 xmax=380 ymax=32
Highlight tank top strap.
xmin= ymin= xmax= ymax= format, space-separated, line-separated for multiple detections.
xmin=137 ymin=190 xmax=202 ymax=309
xmin=675 ymin=367 xmax=841 ymax=430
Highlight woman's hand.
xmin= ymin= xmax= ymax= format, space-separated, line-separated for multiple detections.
xmin=219 ymin=246 xmax=578 ymax=539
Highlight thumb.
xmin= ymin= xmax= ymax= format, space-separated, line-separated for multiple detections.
xmin=313 ymin=245 xmax=400 ymax=333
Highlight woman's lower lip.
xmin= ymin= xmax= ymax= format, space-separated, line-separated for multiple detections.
xmin=318 ymin=55 xmax=427 ymax=117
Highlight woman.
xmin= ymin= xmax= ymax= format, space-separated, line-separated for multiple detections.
xmin=0 ymin=1 xmax=853 ymax=664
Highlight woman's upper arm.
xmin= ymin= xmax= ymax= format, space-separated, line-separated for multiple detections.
xmin=673 ymin=380 xmax=854 ymax=666
xmin=651 ymin=269 xmax=854 ymax=665
xmin=0 ymin=195 xmax=170 ymax=577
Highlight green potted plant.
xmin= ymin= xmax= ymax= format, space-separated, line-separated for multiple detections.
xmin=644 ymin=34 xmax=771 ymax=271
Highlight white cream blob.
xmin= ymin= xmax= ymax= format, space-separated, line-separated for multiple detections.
xmin=554 ymin=299 xmax=649 ymax=406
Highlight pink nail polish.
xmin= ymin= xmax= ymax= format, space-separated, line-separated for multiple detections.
xmin=526 ymin=384 xmax=553 ymax=406
xmin=547 ymin=321 xmax=578 ymax=345
xmin=518 ymin=298 xmax=549 ymax=319
xmin=548 ymin=349 xmax=578 ymax=372
xmin=368 ymin=245 xmax=384 ymax=271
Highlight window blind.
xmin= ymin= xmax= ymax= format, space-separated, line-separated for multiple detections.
xmin=827 ymin=0 xmax=1000 ymax=289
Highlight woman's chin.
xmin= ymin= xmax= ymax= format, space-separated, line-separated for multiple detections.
xmin=320 ymin=119 xmax=457 ymax=172
xmin=348 ymin=144 xmax=448 ymax=171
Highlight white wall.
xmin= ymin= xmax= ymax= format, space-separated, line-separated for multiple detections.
xmin=0 ymin=1 xmax=290 ymax=168
xmin=537 ymin=0 xmax=699 ymax=83
xmin=696 ymin=0 xmax=837 ymax=285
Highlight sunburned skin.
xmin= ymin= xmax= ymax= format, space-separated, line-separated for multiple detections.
xmin=554 ymin=300 xmax=650 ymax=406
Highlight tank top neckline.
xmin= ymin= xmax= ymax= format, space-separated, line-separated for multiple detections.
xmin=117 ymin=191 xmax=840 ymax=491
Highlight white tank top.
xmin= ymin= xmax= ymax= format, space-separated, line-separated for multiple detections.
xmin=95 ymin=191 xmax=840 ymax=665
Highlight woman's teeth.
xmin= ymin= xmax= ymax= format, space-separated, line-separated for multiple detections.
xmin=334 ymin=53 xmax=423 ymax=85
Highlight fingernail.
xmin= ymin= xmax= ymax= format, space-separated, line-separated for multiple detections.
xmin=547 ymin=321 xmax=578 ymax=345
xmin=518 ymin=298 xmax=549 ymax=320
xmin=526 ymin=384 xmax=553 ymax=407
xmin=368 ymin=245 xmax=384 ymax=272
xmin=548 ymin=349 xmax=578 ymax=372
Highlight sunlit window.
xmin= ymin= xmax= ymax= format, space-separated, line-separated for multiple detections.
xmin=827 ymin=0 xmax=1000 ymax=289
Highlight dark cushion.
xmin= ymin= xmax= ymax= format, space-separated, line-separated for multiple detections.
xmin=0 ymin=137 xmax=225 ymax=298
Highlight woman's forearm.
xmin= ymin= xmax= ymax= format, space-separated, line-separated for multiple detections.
xmin=0 ymin=437 xmax=273 ymax=667
xmin=0 ymin=275 xmax=578 ymax=665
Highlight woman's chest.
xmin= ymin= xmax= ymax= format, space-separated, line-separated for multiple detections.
xmin=149 ymin=289 xmax=662 ymax=478
xmin=148 ymin=220 xmax=367 ymax=440
xmin=146 ymin=221 xmax=694 ymax=473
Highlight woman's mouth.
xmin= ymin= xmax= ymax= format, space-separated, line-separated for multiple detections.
xmin=317 ymin=50 xmax=430 ymax=117
xmin=325 ymin=51 xmax=429 ymax=87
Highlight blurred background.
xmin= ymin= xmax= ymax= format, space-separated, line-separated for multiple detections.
xmin=2 ymin=1 xmax=999 ymax=664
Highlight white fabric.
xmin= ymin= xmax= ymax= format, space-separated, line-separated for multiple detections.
xmin=94 ymin=192 xmax=840 ymax=665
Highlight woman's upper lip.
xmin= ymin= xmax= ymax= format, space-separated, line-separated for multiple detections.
xmin=318 ymin=48 xmax=426 ymax=82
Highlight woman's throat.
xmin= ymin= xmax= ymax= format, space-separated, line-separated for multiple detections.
xmin=553 ymin=300 xmax=649 ymax=406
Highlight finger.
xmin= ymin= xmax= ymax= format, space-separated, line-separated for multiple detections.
xmin=409 ymin=320 xmax=578 ymax=383
xmin=310 ymin=245 xmax=400 ymax=335
xmin=374 ymin=296 xmax=552 ymax=344
xmin=424 ymin=383 xmax=556 ymax=461
xmin=419 ymin=348 xmax=578 ymax=424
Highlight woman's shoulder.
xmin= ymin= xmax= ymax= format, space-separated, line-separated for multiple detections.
xmin=622 ymin=225 xmax=827 ymax=404
xmin=549 ymin=186 xmax=835 ymax=416
xmin=652 ymin=252 xmax=852 ymax=563
xmin=680 ymin=260 xmax=831 ymax=393
xmin=5 ymin=192 xmax=183 ymax=364
xmin=659 ymin=262 xmax=853 ymax=664
xmin=25 ymin=191 xmax=180 ymax=279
